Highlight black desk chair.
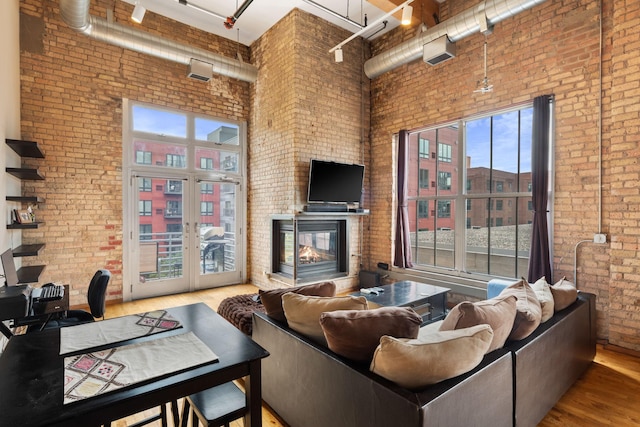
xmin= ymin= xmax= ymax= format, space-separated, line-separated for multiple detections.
xmin=39 ymin=269 xmax=111 ymax=329
xmin=180 ymin=382 xmax=247 ymax=427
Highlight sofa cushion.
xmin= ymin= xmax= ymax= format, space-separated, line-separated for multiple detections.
xmin=550 ymin=277 xmax=578 ymax=311
xmin=370 ymin=324 xmax=493 ymax=389
xmin=319 ymin=307 xmax=422 ymax=363
xmin=531 ymin=277 xmax=555 ymax=322
xmin=499 ymin=279 xmax=542 ymax=340
xmin=259 ymin=282 xmax=337 ymax=323
xmin=439 ymin=295 xmax=517 ymax=352
xmin=282 ymin=293 xmax=368 ymax=345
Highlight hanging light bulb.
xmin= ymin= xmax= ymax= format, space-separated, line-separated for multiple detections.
xmin=401 ymin=5 xmax=413 ymax=25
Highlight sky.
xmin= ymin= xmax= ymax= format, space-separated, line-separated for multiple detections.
xmin=132 ymin=105 xmax=236 ymax=140
xmin=466 ymin=107 xmax=533 ymax=173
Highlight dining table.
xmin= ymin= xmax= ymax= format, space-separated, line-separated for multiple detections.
xmin=0 ymin=302 xmax=269 ymax=427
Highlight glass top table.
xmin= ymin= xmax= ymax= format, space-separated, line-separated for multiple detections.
xmin=351 ymin=280 xmax=450 ymax=324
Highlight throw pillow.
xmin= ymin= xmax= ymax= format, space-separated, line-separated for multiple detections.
xmin=499 ymin=278 xmax=542 ymax=340
xmin=531 ymin=277 xmax=555 ymax=322
xmin=550 ymin=277 xmax=578 ymax=311
xmin=259 ymin=281 xmax=337 ymax=323
xmin=282 ymin=293 xmax=368 ymax=345
xmin=370 ymin=324 xmax=493 ymax=389
xmin=320 ymin=306 xmax=422 ymax=363
xmin=439 ymin=295 xmax=517 ymax=352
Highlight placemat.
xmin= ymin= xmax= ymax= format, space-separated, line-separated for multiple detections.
xmin=60 ymin=310 xmax=182 ymax=355
xmin=63 ymin=331 xmax=218 ymax=404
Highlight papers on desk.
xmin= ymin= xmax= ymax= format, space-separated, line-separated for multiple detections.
xmin=63 ymin=331 xmax=218 ymax=404
xmin=60 ymin=310 xmax=182 ymax=355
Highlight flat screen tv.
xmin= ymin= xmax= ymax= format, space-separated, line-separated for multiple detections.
xmin=307 ymin=159 xmax=364 ymax=205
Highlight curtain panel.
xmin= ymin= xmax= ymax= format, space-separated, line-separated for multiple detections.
xmin=527 ymin=94 xmax=554 ymax=283
xmin=394 ymin=130 xmax=413 ymax=268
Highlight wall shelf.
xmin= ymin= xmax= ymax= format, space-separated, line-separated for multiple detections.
xmin=6 ymin=196 xmax=44 ymax=203
xmin=12 ymin=244 xmax=45 ymax=257
xmin=5 ymin=138 xmax=46 ymax=284
xmin=6 ymin=138 xmax=45 ymax=158
xmin=6 ymin=167 xmax=44 ymax=180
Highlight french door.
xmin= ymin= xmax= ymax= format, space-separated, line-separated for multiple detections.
xmin=123 ymin=101 xmax=246 ymax=300
xmin=131 ymin=174 xmax=242 ymax=300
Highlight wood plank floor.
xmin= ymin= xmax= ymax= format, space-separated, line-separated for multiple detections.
xmin=105 ymin=285 xmax=640 ymax=427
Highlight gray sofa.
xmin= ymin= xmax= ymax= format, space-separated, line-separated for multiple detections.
xmin=252 ymin=292 xmax=596 ymax=427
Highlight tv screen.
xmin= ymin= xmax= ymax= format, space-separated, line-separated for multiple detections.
xmin=307 ymin=159 xmax=364 ymax=204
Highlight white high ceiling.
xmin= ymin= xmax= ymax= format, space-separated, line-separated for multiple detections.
xmin=119 ymin=0 xmax=404 ymax=46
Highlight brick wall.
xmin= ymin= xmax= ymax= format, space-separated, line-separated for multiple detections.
xmin=249 ymin=10 xmax=370 ymax=292
xmin=19 ymin=0 xmax=250 ymax=306
xmin=368 ymin=0 xmax=640 ymax=351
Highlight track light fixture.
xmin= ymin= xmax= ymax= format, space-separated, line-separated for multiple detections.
xmin=131 ymin=1 xmax=146 ymax=24
xmin=334 ymin=48 xmax=343 ymax=63
xmin=401 ymin=5 xmax=413 ymax=26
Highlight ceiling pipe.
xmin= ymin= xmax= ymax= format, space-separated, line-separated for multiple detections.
xmin=59 ymin=0 xmax=258 ymax=83
xmin=364 ymin=0 xmax=547 ymax=79
xmin=224 ymin=0 xmax=255 ymax=29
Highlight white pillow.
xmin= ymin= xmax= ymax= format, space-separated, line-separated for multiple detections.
xmin=531 ymin=277 xmax=555 ymax=322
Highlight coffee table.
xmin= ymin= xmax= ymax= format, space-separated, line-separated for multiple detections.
xmin=352 ymin=280 xmax=450 ymax=324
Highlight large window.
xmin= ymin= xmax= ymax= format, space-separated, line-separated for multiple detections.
xmin=405 ymin=104 xmax=545 ymax=280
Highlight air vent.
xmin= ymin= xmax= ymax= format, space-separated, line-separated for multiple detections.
xmin=423 ymin=36 xmax=456 ymax=66
xmin=188 ymin=58 xmax=213 ymax=82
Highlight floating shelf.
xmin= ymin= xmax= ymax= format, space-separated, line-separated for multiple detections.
xmin=7 ymin=222 xmax=43 ymax=230
xmin=12 ymin=244 xmax=45 ymax=257
xmin=6 ymin=138 xmax=45 ymax=158
xmin=6 ymin=195 xmax=44 ymax=203
xmin=17 ymin=265 xmax=46 ymax=284
xmin=6 ymin=167 xmax=44 ymax=180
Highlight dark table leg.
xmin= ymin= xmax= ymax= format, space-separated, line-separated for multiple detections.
xmin=244 ymin=359 xmax=262 ymax=427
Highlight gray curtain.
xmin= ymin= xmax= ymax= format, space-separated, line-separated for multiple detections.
xmin=527 ymin=95 xmax=553 ymax=283
xmin=394 ymin=130 xmax=413 ymax=268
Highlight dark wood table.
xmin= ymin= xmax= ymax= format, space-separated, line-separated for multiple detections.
xmin=0 ymin=303 xmax=269 ymax=427
xmin=352 ymin=280 xmax=450 ymax=324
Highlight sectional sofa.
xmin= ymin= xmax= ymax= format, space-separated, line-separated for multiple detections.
xmin=252 ymin=291 xmax=596 ymax=427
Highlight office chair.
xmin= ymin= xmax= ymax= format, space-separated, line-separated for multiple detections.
xmin=40 ymin=269 xmax=111 ymax=329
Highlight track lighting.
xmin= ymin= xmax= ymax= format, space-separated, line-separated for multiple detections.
xmin=401 ymin=5 xmax=413 ymax=26
xmin=334 ymin=48 xmax=343 ymax=63
xmin=131 ymin=2 xmax=146 ymax=24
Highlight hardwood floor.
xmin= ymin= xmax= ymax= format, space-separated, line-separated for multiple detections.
xmin=105 ymin=285 xmax=640 ymax=427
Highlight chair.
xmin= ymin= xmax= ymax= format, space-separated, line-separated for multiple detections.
xmin=181 ymin=382 xmax=247 ymax=427
xmin=40 ymin=269 xmax=111 ymax=329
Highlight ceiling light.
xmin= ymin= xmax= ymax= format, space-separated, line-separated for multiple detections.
xmin=335 ymin=48 xmax=343 ymax=63
xmin=401 ymin=6 xmax=413 ymax=26
xmin=131 ymin=2 xmax=146 ymax=24
xmin=329 ymin=0 xmax=414 ymax=57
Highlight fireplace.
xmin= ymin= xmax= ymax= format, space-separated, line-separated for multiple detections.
xmin=272 ymin=218 xmax=348 ymax=282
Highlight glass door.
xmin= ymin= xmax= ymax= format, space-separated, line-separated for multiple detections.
xmin=196 ymin=178 xmax=242 ymax=287
xmin=133 ymin=175 xmax=190 ymax=299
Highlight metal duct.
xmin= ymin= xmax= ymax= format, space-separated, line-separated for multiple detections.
xmin=59 ymin=0 xmax=258 ymax=83
xmin=364 ymin=0 xmax=547 ymax=79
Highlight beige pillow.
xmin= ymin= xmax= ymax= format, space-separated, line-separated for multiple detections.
xmin=550 ymin=277 xmax=578 ymax=311
xmin=320 ymin=307 xmax=422 ymax=363
xmin=370 ymin=324 xmax=493 ymax=389
xmin=259 ymin=281 xmax=337 ymax=323
xmin=439 ymin=296 xmax=517 ymax=352
xmin=531 ymin=277 xmax=555 ymax=322
xmin=282 ymin=293 xmax=368 ymax=345
xmin=499 ymin=279 xmax=542 ymax=340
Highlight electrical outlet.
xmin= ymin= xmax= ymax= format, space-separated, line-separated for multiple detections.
xmin=593 ymin=233 xmax=607 ymax=244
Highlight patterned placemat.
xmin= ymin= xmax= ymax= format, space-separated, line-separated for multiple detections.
xmin=60 ymin=310 xmax=182 ymax=355
xmin=63 ymin=331 xmax=218 ymax=404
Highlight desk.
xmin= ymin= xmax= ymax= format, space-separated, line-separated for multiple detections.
xmin=0 ymin=285 xmax=69 ymax=338
xmin=0 ymin=303 xmax=269 ymax=427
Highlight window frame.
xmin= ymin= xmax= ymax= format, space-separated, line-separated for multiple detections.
xmin=400 ymin=101 xmax=552 ymax=286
